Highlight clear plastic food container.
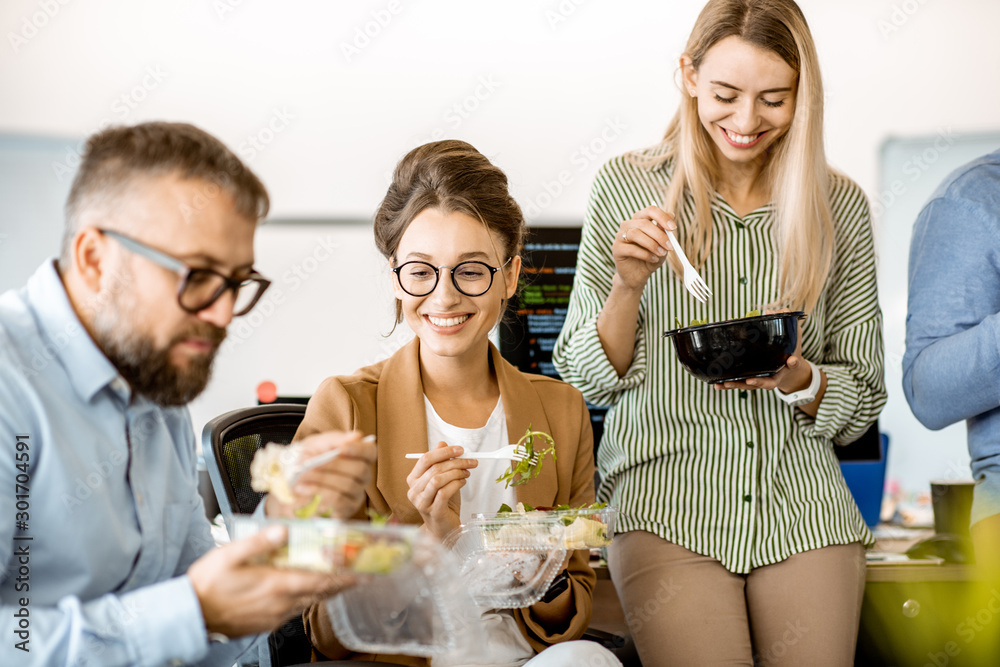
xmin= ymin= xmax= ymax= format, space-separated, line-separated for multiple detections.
xmin=470 ymin=505 xmax=618 ymax=550
xmin=325 ymin=531 xmax=486 ymax=657
xmin=227 ymin=516 xmax=417 ymax=575
xmin=444 ymin=524 xmax=568 ymax=609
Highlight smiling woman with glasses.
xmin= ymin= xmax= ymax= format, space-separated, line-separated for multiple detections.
xmin=99 ymin=228 xmax=271 ymax=316
xmin=392 ymin=258 xmax=512 ymax=297
xmin=297 ymin=141 xmax=617 ymax=667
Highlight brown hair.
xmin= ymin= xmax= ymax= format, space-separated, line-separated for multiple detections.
xmin=374 ymin=140 xmax=525 ymax=324
xmin=60 ymin=121 xmax=269 ymax=267
xmin=635 ymin=0 xmax=833 ymax=313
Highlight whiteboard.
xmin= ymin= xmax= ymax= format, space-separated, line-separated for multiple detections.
xmin=0 ymin=133 xmax=78 ymax=290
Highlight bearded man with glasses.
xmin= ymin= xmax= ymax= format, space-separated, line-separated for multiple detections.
xmin=0 ymin=122 xmax=376 ymax=667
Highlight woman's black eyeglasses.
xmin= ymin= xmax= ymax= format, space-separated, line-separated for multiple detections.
xmin=99 ymin=229 xmax=271 ymax=317
xmin=392 ymin=259 xmax=511 ymax=297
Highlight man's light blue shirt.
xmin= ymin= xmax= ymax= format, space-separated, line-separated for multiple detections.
xmin=0 ymin=261 xmax=259 ymax=666
xmin=903 ymin=148 xmax=1000 ymax=507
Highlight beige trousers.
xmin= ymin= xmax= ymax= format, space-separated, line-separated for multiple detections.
xmin=606 ymin=531 xmax=865 ymax=667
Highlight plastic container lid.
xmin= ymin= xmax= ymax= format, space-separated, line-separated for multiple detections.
xmin=470 ymin=505 xmax=618 ymax=550
xmin=441 ymin=505 xmax=617 ymax=608
xmin=443 ymin=524 xmax=567 ymax=609
xmin=326 ymin=531 xmax=486 ymax=657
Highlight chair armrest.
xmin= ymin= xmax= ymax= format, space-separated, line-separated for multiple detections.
xmin=581 ymin=626 xmax=628 ymax=649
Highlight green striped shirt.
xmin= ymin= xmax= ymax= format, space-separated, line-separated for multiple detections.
xmin=552 ymin=147 xmax=886 ymax=574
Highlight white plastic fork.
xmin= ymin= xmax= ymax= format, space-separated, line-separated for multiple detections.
xmin=286 ymin=448 xmax=341 ymax=487
xmin=667 ymin=229 xmax=712 ymax=303
xmin=286 ymin=434 xmax=376 ymax=486
xmin=405 ymin=443 xmax=539 ymax=465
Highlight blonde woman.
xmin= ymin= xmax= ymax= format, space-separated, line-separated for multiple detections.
xmin=553 ymin=0 xmax=885 ymax=664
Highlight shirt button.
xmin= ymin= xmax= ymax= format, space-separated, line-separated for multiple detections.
xmin=739 ymin=391 xmax=748 ymax=399
xmin=743 ymin=494 xmax=753 ymax=502
xmin=746 ymin=441 xmax=754 ymax=448
xmin=739 ymin=276 xmax=748 ymax=285
xmin=735 ymin=222 xmax=746 ymax=230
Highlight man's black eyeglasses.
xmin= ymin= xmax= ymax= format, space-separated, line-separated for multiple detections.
xmin=392 ymin=259 xmax=511 ymax=298
xmin=99 ymin=229 xmax=271 ymax=317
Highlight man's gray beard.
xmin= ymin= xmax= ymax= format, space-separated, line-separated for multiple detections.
xmin=90 ymin=293 xmax=226 ymax=407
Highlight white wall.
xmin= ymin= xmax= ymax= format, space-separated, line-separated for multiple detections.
xmin=1 ymin=0 xmax=999 ymax=494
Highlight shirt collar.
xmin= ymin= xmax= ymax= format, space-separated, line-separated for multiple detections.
xmin=712 ymin=192 xmax=775 ymax=225
xmin=26 ymin=260 xmax=125 ymax=403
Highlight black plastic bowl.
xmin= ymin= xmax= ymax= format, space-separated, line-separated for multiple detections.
xmin=663 ymin=311 xmax=806 ymax=384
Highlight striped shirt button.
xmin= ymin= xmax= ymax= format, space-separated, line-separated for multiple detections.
xmin=739 ymin=276 xmax=748 ymax=285
xmin=743 ymin=494 xmax=753 ymax=502
xmin=746 ymin=440 xmax=754 ymax=448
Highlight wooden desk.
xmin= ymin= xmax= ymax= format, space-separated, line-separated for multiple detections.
xmin=857 ymin=529 xmax=997 ymax=666
xmin=587 ymin=529 xmax=1000 ymax=667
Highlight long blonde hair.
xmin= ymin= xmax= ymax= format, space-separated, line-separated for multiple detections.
xmin=638 ymin=0 xmax=833 ymax=313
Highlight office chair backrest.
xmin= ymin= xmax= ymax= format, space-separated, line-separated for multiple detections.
xmin=202 ymin=403 xmax=307 ymax=517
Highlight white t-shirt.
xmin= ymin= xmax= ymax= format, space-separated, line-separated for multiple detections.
xmin=424 ymin=396 xmax=517 ymax=523
xmin=423 ymin=396 xmax=534 ymax=667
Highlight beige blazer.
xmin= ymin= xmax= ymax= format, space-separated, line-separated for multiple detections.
xmin=299 ymin=338 xmax=597 ymax=664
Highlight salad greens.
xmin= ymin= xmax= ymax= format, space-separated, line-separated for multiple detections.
xmin=294 ymin=493 xmax=323 ymax=518
xmin=495 ymin=425 xmax=557 ymax=489
xmin=674 ymin=309 xmax=761 ymax=329
xmin=497 ymin=501 xmax=608 ymax=515
xmin=490 ymin=501 xmax=614 ymax=547
xmin=497 ymin=501 xmax=608 ymax=513
xmin=367 ymin=508 xmax=391 ymax=526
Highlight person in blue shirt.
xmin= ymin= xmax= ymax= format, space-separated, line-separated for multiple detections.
xmin=0 ymin=121 xmax=377 ymax=667
xmin=903 ymin=148 xmax=1000 ymax=579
